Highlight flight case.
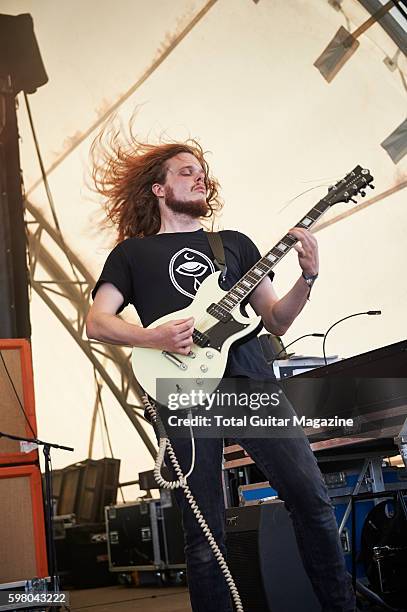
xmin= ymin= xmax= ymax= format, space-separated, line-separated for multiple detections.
xmin=105 ymin=490 xmax=185 ymax=572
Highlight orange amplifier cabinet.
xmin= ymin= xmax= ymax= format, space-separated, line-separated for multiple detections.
xmin=0 ymin=338 xmax=38 ymax=465
xmin=0 ymin=463 xmax=48 ymax=583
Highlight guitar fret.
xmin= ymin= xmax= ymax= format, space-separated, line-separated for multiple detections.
xmin=313 ymin=202 xmax=330 ymax=214
xmin=247 ymin=273 xmax=258 ymax=282
xmin=233 ymin=204 xmax=327 ymax=307
xmin=283 ymin=235 xmax=296 ymax=246
xmin=297 ymin=203 xmax=330 ymax=228
xmin=210 ymin=172 xmax=370 ymax=315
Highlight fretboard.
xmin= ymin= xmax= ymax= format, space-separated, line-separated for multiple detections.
xmin=217 ymin=198 xmax=331 ymax=312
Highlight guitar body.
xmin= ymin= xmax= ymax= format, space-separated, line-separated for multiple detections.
xmin=132 ymin=271 xmax=261 ymax=405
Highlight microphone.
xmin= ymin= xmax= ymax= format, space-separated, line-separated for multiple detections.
xmin=271 ymin=333 xmax=325 ymax=363
xmin=322 ymin=310 xmax=382 ymax=365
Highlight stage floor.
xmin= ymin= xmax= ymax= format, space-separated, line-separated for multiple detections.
xmin=70 ymin=585 xmax=191 ymax=612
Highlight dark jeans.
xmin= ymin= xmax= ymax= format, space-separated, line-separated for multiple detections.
xmin=163 ymin=416 xmax=356 ymax=611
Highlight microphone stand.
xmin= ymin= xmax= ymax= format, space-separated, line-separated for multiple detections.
xmin=322 ymin=311 xmax=382 ymax=365
xmin=0 ymin=430 xmax=74 ymax=593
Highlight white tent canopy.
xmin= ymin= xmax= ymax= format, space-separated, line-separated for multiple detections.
xmin=2 ymin=0 xmax=406 ymax=497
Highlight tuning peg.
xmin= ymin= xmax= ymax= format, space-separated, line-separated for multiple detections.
xmin=360 ymin=190 xmax=366 ymax=197
xmin=350 ymin=197 xmax=357 ymax=204
xmin=369 ymin=183 xmax=375 ymax=189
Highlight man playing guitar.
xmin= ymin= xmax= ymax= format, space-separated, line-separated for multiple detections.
xmin=86 ymin=137 xmax=356 ymax=612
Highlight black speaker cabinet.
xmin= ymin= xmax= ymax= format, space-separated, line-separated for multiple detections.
xmin=226 ymin=501 xmax=321 ymax=612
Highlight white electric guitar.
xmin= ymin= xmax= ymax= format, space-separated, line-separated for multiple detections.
xmin=132 ymin=166 xmax=374 ymax=406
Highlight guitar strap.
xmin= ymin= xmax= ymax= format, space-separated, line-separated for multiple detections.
xmin=206 ymin=231 xmax=227 ymax=284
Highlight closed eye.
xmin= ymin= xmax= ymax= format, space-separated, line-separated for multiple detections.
xmin=178 ymin=165 xmax=205 ymax=178
xmin=176 ymin=261 xmax=208 ymax=276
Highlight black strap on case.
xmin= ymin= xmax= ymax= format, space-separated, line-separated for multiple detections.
xmin=206 ymin=231 xmax=227 ymax=283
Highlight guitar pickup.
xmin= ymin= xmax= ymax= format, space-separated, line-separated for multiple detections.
xmin=207 ymin=303 xmax=232 ymax=323
xmin=192 ymin=329 xmax=210 ymax=348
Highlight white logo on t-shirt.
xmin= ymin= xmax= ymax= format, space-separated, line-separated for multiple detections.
xmin=169 ymin=248 xmax=215 ymax=299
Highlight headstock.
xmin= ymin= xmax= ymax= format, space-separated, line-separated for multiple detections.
xmin=325 ymin=166 xmax=374 ymax=206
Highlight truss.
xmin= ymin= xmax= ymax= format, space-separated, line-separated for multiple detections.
xmin=26 ymin=200 xmax=157 ymax=458
xmin=20 ymin=2 xmax=222 ymax=462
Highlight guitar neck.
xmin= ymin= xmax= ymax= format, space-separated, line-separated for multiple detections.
xmin=218 ymin=198 xmax=332 ymax=311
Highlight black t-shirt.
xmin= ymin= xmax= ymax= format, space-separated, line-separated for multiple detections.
xmin=92 ymin=229 xmax=276 ymax=379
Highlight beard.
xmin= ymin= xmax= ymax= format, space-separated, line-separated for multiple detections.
xmin=164 ymin=185 xmax=209 ymax=218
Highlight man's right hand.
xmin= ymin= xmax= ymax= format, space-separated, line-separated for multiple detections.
xmin=87 ymin=283 xmax=195 ymax=353
xmin=148 ymin=317 xmax=195 ymax=355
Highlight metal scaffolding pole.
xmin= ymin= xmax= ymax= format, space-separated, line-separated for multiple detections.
xmin=26 ymin=199 xmax=157 ymax=459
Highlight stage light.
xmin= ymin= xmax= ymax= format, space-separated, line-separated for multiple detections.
xmin=314 ymin=1 xmax=395 ymax=83
xmin=381 ymin=117 xmax=407 ymax=164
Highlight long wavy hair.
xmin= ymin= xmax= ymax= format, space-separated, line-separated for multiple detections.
xmin=91 ymin=121 xmax=223 ymax=242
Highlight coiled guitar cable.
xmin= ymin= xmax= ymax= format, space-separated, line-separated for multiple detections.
xmin=141 ymin=393 xmax=244 ymax=612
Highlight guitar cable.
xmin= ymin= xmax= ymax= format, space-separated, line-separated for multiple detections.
xmin=141 ymin=393 xmax=244 ymax=612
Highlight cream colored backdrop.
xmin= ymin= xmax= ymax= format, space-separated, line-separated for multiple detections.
xmin=2 ymin=0 xmax=406 ymax=498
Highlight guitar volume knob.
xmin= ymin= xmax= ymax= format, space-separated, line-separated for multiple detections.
xmin=206 ymin=351 xmax=214 ymax=359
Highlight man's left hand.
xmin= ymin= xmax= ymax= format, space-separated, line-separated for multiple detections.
xmin=288 ymin=227 xmax=319 ymax=276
